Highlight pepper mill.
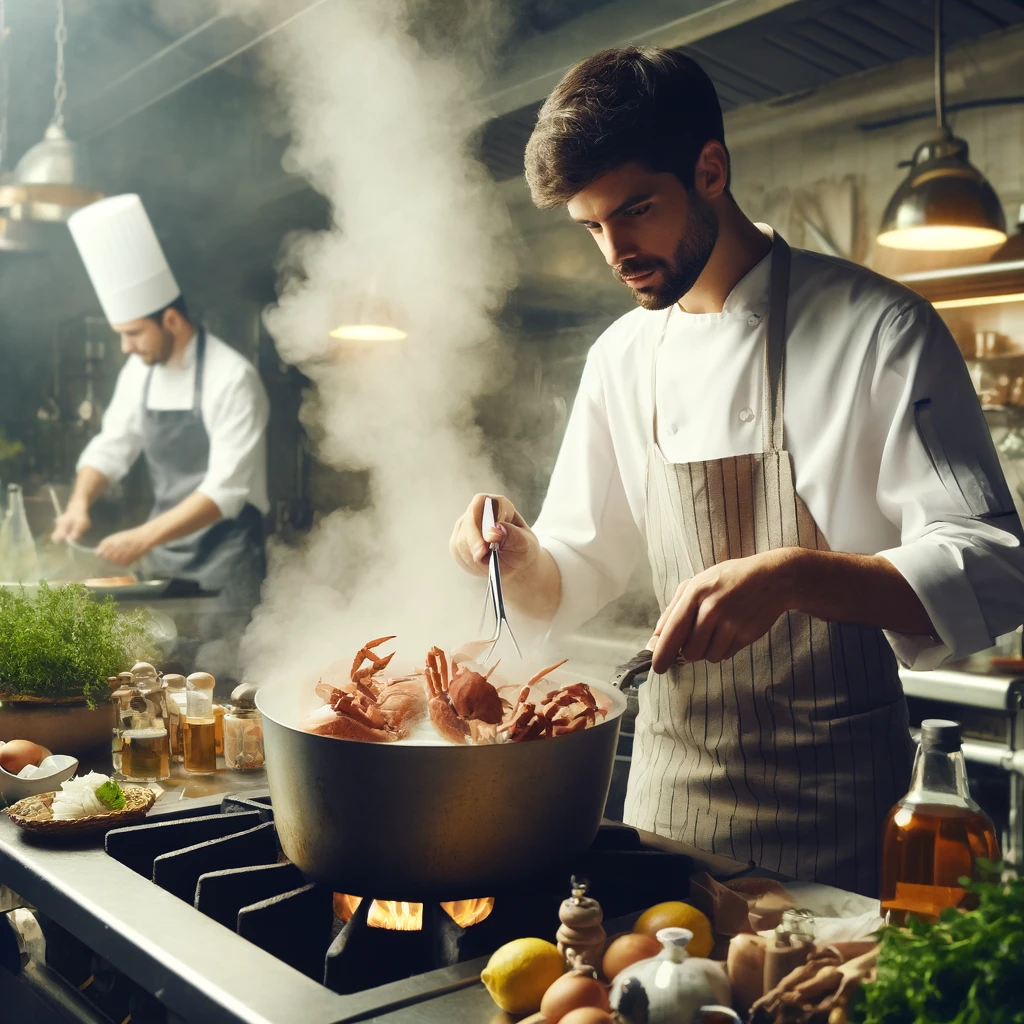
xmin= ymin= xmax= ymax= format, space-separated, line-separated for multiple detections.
xmin=556 ymin=875 xmax=605 ymax=969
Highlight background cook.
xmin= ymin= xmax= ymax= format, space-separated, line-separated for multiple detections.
xmin=52 ymin=193 xmax=269 ymax=678
xmin=451 ymin=47 xmax=1024 ymax=896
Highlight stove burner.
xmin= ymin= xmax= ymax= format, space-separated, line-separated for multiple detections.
xmin=103 ymin=795 xmax=695 ymax=997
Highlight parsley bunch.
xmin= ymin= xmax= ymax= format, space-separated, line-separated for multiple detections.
xmin=0 ymin=584 xmax=156 ymax=708
xmin=851 ymin=863 xmax=1024 ymax=1024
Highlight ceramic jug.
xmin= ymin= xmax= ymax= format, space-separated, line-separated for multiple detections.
xmin=610 ymin=927 xmax=741 ymax=1024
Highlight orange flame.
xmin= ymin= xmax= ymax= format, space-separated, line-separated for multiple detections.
xmin=441 ymin=897 xmax=495 ymax=928
xmin=333 ymin=894 xmax=495 ymax=930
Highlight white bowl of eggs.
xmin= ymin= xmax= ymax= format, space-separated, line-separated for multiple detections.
xmin=0 ymin=739 xmax=79 ymax=806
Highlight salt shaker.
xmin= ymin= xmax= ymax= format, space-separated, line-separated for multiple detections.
xmin=556 ymin=876 xmax=605 ymax=970
xmin=224 ymin=682 xmax=265 ymax=772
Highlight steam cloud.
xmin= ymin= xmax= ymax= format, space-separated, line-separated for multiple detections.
xmin=167 ymin=0 xmax=519 ymax=700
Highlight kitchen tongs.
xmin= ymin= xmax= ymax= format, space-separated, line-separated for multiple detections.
xmin=478 ymin=496 xmax=522 ymax=662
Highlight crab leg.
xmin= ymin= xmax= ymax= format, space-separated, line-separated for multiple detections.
xmin=524 ymin=659 xmax=568 ymax=689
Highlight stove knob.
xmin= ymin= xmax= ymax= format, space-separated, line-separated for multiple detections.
xmin=0 ymin=908 xmax=46 ymax=973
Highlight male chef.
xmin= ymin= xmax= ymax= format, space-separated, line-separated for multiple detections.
xmin=451 ymin=47 xmax=1024 ymax=895
xmin=54 ymin=194 xmax=269 ymax=666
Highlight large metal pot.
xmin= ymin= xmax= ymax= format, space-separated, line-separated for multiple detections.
xmin=258 ymin=675 xmax=626 ymax=899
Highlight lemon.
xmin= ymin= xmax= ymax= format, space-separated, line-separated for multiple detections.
xmin=480 ymin=937 xmax=565 ymax=1014
xmin=633 ymin=901 xmax=714 ymax=957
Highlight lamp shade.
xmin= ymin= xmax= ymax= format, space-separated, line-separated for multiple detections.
xmin=877 ymin=134 xmax=1007 ymax=251
xmin=329 ymin=294 xmax=407 ymax=342
xmin=7 ymin=123 xmax=102 ymax=225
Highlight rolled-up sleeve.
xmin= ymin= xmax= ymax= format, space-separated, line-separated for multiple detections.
xmin=533 ymin=350 xmax=645 ymax=636
xmin=198 ymin=367 xmax=269 ymax=519
xmin=873 ymin=299 xmax=1024 ymax=669
xmin=77 ymin=362 xmax=143 ymax=483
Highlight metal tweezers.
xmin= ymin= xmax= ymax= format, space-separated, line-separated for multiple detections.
xmin=478 ymin=496 xmax=521 ymax=662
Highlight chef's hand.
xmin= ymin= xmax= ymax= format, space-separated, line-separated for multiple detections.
xmin=450 ymin=493 xmax=541 ymax=578
xmin=648 ymin=550 xmax=794 ymax=673
xmin=95 ymin=526 xmax=155 ymax=568
xmin=52 ymin=503 xmax=91 ymax=543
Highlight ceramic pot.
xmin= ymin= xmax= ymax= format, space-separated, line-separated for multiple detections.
xmin=610 ymin=927 xmax=740 ymax=1024
xmin=0 ymin=698 xmax=114 ymax=757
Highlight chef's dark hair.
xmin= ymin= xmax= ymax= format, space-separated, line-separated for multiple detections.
xmin=146 ymin=294 xmax=190 ymax=326
xmin=525 ymin=46 xmax=727 ymax=209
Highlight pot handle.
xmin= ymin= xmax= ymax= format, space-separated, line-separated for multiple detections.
xmin=697 ymin=1006 xmax=743 ymax=1024
xmin=610 ymin=649 xmax=653 ymax=690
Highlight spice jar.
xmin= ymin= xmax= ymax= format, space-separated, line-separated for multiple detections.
xmin=224 ymin=683 xmax=265 ymax=772
xmin=163 ymin=674 xmax=186 ymax=762
xmin=762 ymin=908 xmax=815 ymax=992
xmin=117 ymin=663 xmax=171 ymax=782
xmin=183 ymin=672 xmax=218 ymax=774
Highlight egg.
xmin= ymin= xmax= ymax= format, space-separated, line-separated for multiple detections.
xmin=0 ymin=739 xmax=45 ymax=775
xmin=559 ymin=1009 xmax=616 ymax=1024
xmin=540 ymin=971 xmax=610 ymax=1023
xmin=602 ymin=932 xmax=662 ymax=982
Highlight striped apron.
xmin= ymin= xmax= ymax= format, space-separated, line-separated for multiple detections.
xmin=622 ymin=234 xmax=914 ymax=897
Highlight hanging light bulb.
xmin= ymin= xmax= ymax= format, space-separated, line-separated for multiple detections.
xmin=329 ymin=292 xmax=408 ymax=342
xmin=4 ymin=0 xmax=102 ymax=234
xmin=877 ymin=0 xmax=1006 ymax=251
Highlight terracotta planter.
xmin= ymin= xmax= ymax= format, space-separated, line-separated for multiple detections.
xmin=0 ymin=696 xmax=114 ymax=757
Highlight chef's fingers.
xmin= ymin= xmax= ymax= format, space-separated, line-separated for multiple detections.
xmin=703 ymin=622 xmax=738 ymax=664
xmin=678 ymin=592 xmax=720 ymax=663
xmin=449 ymin=518 xmax=489 ymax=577
xmin=463 ymin=494 xmax=524 ymax=555
xmin=95 ymin=536 xmax=131 ymax=568
xmin=650 ymin=588 xmax=700 ymax=673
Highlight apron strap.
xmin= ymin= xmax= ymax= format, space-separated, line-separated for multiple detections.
xmin=192 ymin=326 xmax=207 ymax=414
xmin=763 ymin=232 xmax=791 ymax=454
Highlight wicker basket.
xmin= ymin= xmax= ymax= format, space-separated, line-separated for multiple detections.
xmin=5 ymin=786 xmax=156 ymax=836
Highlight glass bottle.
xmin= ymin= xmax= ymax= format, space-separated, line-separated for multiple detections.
xmin=880 ymin=719 xmax=1000 ymax=924
xmin=224 ymin=683 xmax=265 ymax=772
xmin=213 ymin=703 xmax=227 ymax=757
xmin=0 ymin=484 xmax=39 ymax=583
xmin=183 ymin=672 xmax=217 ymax=774
xmin=163 ymin=674 xmax=186 ymax=762
xmin=120 ymin=662 xmax=171 ymax=782
xmin=110 ymin=672 xmax=136 ymax=777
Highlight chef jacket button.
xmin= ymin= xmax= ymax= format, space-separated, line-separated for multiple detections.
xmin=651 ymin=721 xmax=667 ymax=735
xmin=747 ymin=314 xmax=761 ymax=326
xmin=739 ymin=407 xmax=755 ymax=423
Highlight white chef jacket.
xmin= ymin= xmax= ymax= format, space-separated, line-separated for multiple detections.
xmin=78 ymin=332 xmax=270 ymax=519
xmin=533 ymin=238 xmax=1024 ymax=671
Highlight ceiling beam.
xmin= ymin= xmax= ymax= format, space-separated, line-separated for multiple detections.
xmin=482 ymin=0 xmax=810 ymax=118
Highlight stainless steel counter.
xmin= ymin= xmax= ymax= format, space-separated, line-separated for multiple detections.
xmin=0 ymin=758 xmax=750 ymax=1024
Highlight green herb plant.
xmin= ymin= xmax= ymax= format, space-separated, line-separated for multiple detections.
xmin=850 ymin=861 xmax=1024 ymax=1024
xmin=0 ymin=583 xmax=156 ymax=708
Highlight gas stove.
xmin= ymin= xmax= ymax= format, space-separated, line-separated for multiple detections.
xmin=0 ymin=789 xmax=751 ymax=1024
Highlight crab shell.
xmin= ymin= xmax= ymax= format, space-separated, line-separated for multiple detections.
xmin=448 ymin=669 xmax=504 ymax=725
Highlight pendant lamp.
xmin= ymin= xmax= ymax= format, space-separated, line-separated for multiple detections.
xmin=877 ymin=0 xmax=1007 ymax=251
xmin=329 ymin=293 xmax=408 ymax=342
xmin=3 ymin=0 xmax=101 ymax=239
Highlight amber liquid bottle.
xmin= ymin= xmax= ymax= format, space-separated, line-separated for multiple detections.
xmin=880 ymin=719 xmax=999 ymax=923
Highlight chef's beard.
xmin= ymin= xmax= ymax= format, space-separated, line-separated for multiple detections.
xmin=615 ymin=191 xmax=719 ymax=310
xmin=144 ymin=327 xmax=176 ymax=366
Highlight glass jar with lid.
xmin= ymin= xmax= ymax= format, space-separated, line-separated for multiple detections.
xmin=223 ymin=683 xmax=265 ymax=772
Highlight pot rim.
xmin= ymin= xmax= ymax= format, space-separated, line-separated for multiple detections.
xmin=256 ymin=667 xmax=627 ymax=748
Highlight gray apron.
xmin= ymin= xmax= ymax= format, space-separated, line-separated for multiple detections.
xmin=141 ymin=328 xmax=264 ymax=668
xmin=622 ymin=234 xmax=914 ymax=896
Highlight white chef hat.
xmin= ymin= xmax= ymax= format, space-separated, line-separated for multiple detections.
xmin=67 ymin=194 xmax=181 ymax=325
